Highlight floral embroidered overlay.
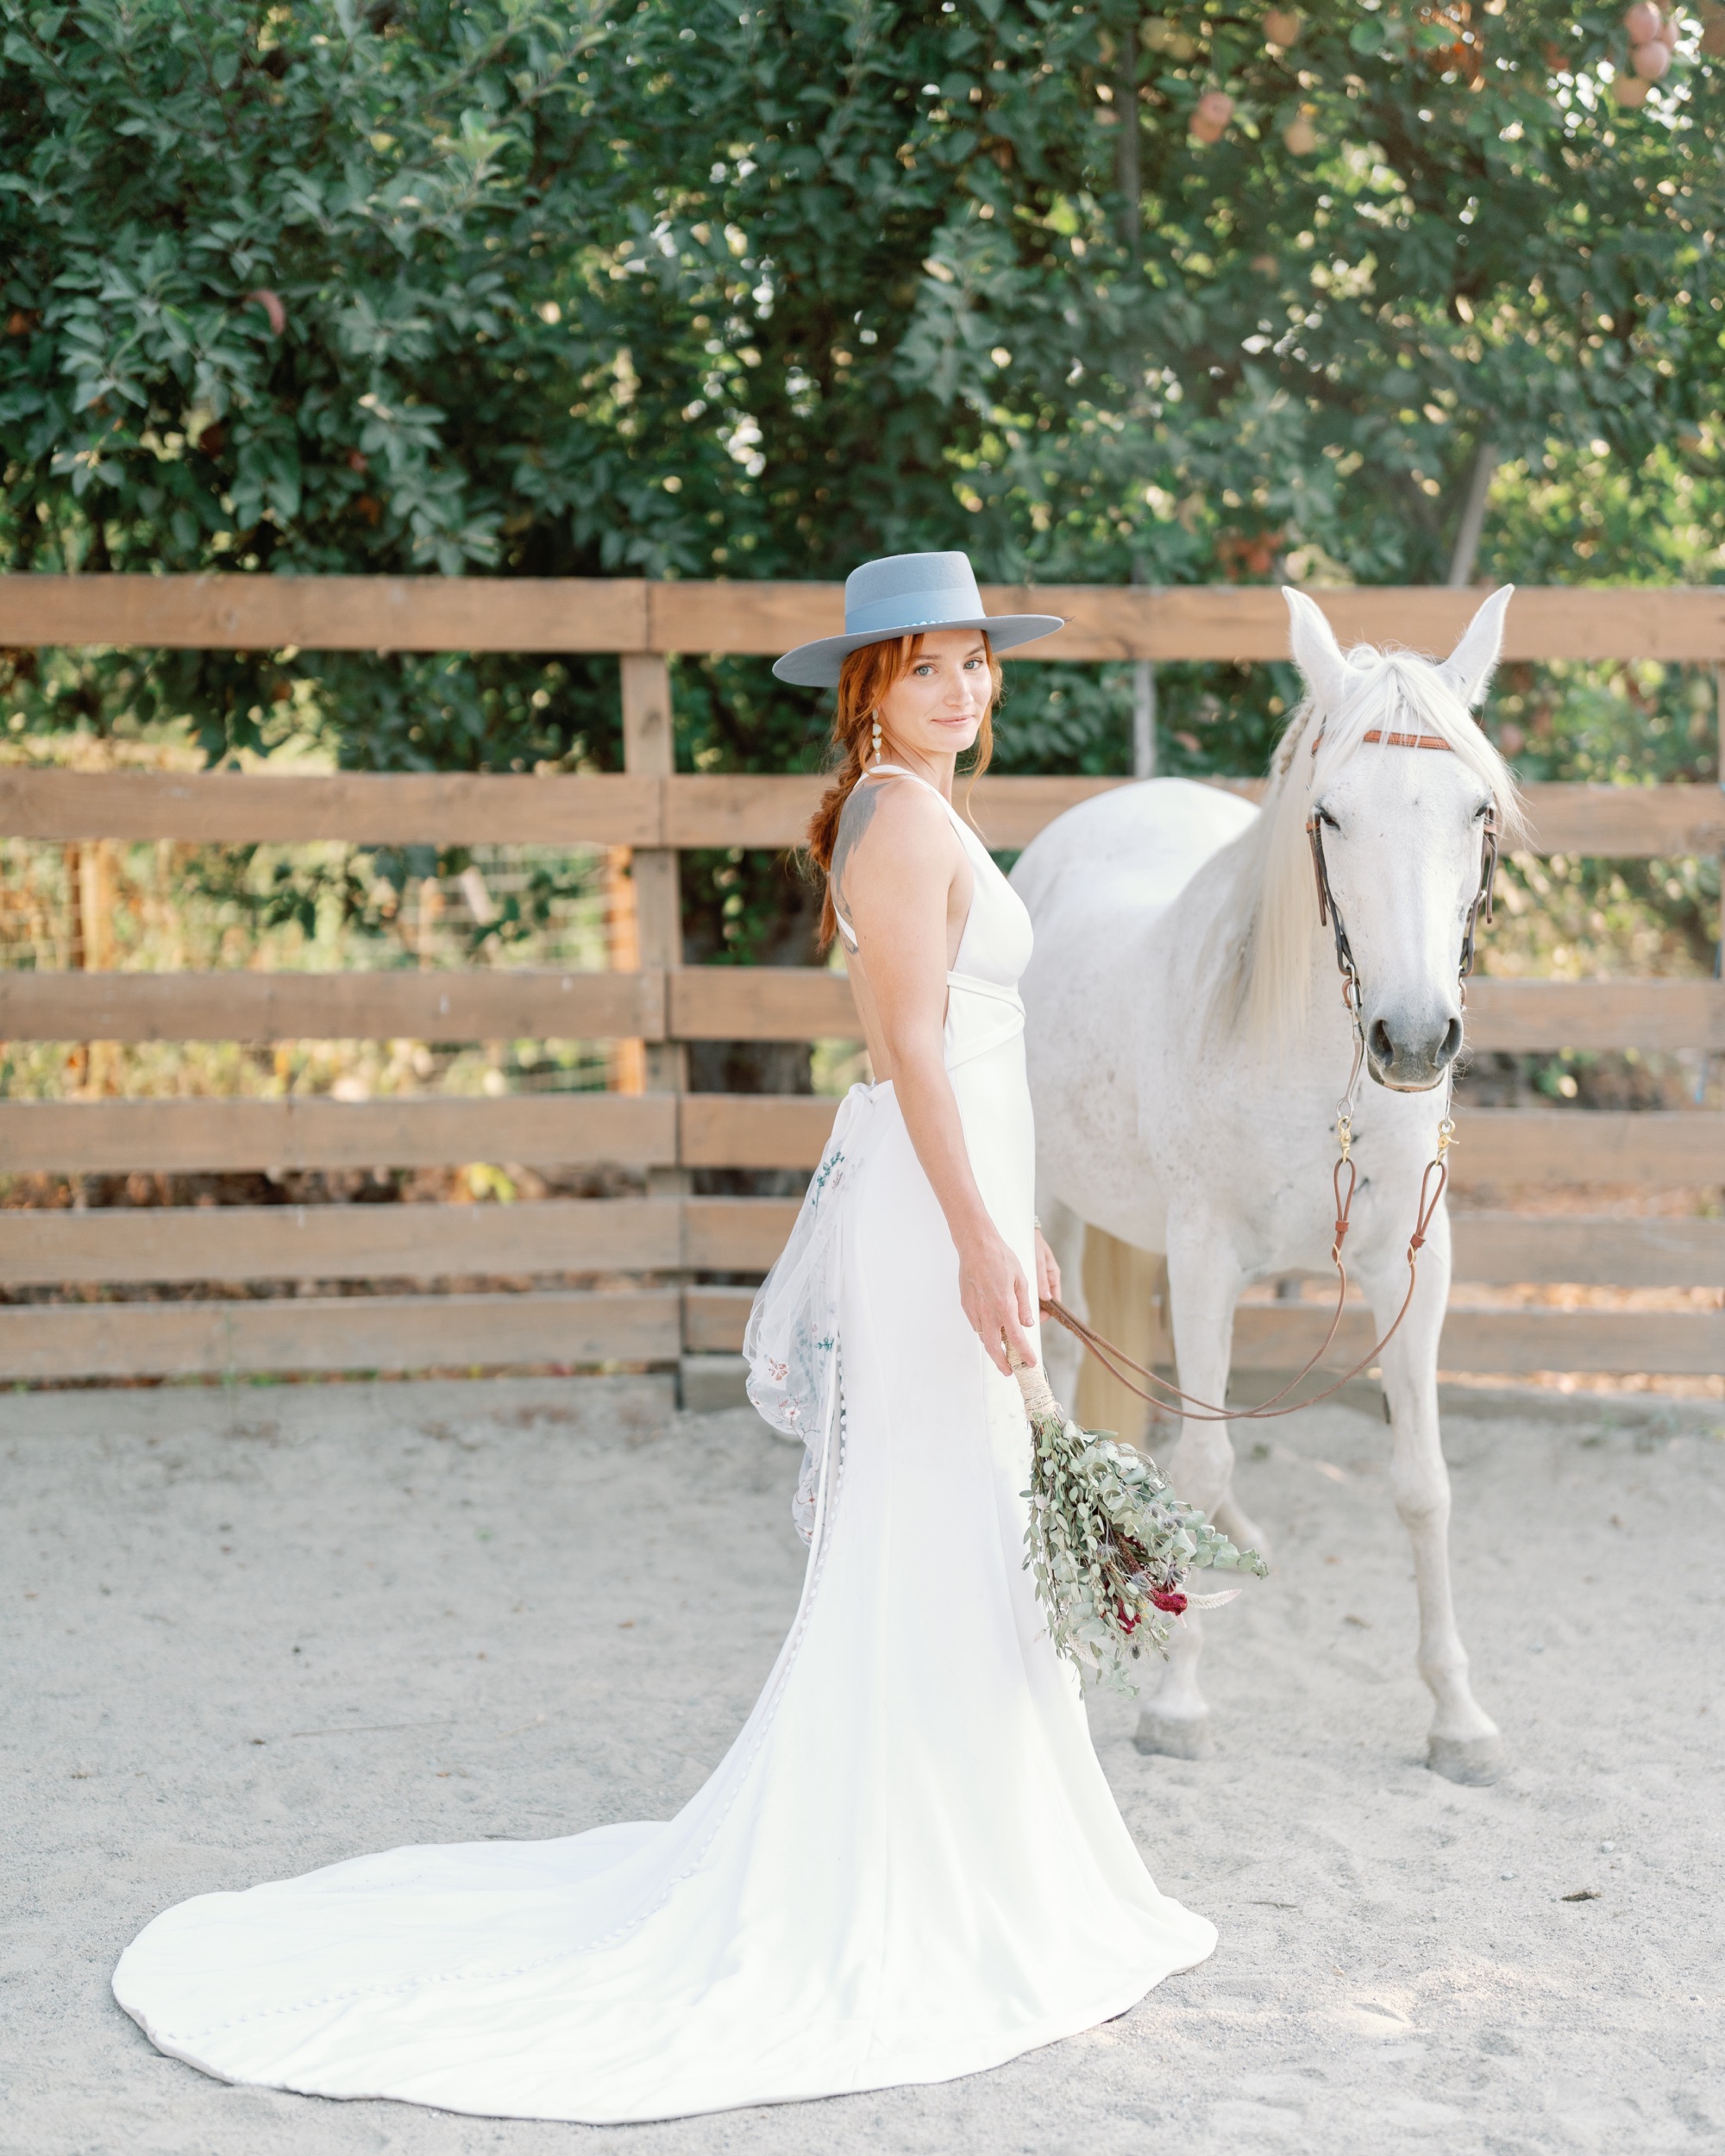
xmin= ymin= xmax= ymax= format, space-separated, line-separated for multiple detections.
xmin=743 ymin=1085 xmax=887 ymax=1546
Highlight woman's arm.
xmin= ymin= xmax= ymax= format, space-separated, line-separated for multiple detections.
xmin=837 ymin=780 xmax=1036 ymax=1375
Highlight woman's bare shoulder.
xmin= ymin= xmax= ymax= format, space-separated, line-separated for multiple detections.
xmin=834 ymin=774 xmax=951 ymax=872
xmin=839 ymin=773 xmax=951 ymax=843
xmin=830 ymin=777 xmax=957 ymax=939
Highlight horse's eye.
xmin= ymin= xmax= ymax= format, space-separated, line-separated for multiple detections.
xmin=1473 ymin=801 xmax=1490 ymax=819
xmin=1318 ymin=806 xmax=1340 ymax=831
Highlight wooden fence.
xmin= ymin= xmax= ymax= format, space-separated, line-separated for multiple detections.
xmin=0 ymin=575 xmax=1721 ymax=1387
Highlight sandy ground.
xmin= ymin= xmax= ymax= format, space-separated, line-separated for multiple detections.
xmin=4 ymin=1372 xmax=1722 ymax=2156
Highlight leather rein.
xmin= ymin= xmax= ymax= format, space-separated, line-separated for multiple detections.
xmin=1039 ymin=724 xmax=1501 ymax=1424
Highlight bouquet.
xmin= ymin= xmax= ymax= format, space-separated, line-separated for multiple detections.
xmin=1015 ymin=1362 xmax=1268 ymax=1695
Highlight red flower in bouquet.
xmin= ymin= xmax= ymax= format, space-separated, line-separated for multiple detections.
xmin=1148 ymin=1586 xmax=1189 ymax=1615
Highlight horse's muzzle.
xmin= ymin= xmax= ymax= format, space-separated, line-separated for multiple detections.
xmin=1366 ymin=1012 xmax=1463 ymax=1093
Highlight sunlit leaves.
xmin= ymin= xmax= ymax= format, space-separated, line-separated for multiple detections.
xmin=2 ymin=0 xmax=1719 ymax=821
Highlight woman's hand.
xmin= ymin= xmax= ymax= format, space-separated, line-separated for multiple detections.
xmin=957 ymin=1224 xmax=1037 ymax=1375
xmin=1033 ymin=1226 xmax=1062 ymax=1307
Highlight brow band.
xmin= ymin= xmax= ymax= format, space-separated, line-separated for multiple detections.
xmin=1308 ymin=724 xmax=1457 ymax=758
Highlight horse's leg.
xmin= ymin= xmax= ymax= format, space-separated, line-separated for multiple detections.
xmin=1364 ymin=1218 xmax=1504 ymax=1785
xmin=1134 ymin=1219 xmax=1245 ymax=1763
xmin=1036 ymin=1190 xmax=1088 ymax=1408
xmin=1210 ymin=1459 xmax=1271 ymax=1564
xmin=1192 ymin=1257 xmax=1270 ymax=1557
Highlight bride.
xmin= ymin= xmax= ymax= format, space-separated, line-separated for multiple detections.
xmin=112 ymin=551 xmax=1216 ymax=2123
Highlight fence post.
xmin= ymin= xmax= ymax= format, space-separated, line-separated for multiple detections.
xmin=620 ymin=651 xmax=692 ymax=1332
xmin=1129 ymin=560 xmax=1155 ymax=778
xmin=1704 ymin=660 xmax=1724 ymax=1104
xmin=1132 ymin=661 xmax=1157 ymax=779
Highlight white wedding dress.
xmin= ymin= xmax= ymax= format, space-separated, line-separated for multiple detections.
xmin=112 ymin=765 xmax=1216 ymax=2123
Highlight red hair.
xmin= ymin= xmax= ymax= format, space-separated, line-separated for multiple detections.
xmin=804 ymin=632 xmax=1002 ymax=950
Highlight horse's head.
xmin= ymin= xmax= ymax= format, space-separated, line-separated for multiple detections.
xmin=1269 ymin=587 xmax=1523 ymax=1092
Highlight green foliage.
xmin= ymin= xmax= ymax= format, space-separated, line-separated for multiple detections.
xmin=2 ymin=0 xmax=1721 ymax=977
xmin=1490 ymin=434 xmax=1725 ymax=591
xmin=2 ymin=0 xmax=618 ymax=580
xmin=1494 ymin=842 xmax=1719 ymax=985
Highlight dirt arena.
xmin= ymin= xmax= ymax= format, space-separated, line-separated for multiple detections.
xmin=5 ymin=1372 xmax=1721 ymax=2155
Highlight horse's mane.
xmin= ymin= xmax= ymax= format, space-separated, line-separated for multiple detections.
xmin=1201 ymin=644 xmax=1527 ymax=1050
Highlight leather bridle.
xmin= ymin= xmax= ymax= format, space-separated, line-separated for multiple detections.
xmin=1303 ymin=726 xmax=1501 ymax=1031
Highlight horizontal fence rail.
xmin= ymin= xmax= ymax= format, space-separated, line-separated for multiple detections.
xmin=679 ymin=1282 xmax=1724 ymax=1377
xmin=1 ymin=573 xmax=1720 ymax=1388
xmin=0 ymin=1199 xmax=1716 ymax=1291
xmin=1 ymin=768 xmax=1721 ymax=855
xmin=78 ymin=1288 xmax=1702 ymax=1389
xmin=1 ymin=970 xmax=1720 ymax=1050
xmin=1 ymin=1100 xmax=1719 ymax=1184
xmin=4 ymin=575 xmax=1725 ymax=662
xmin=0 ymin=1291 xmax=680 ymax=1383
xmin=0 ymin=1194 xmax=800 ymax=1283
xmin=0 ymin=1094 xmax=683 ymax=1172
xmin=0 ymin=968 xmax=667 ymax=1044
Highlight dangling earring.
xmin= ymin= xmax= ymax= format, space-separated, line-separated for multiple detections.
xmin=870 ymin=713 xmax=883 ymax=763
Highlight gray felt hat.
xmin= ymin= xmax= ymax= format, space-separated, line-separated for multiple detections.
xmin=771 ymin=550 xmax=1064 ymax=688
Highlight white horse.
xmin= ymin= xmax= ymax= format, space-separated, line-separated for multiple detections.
xmin=1012 ymin=587 xmax=1521 ymax=1785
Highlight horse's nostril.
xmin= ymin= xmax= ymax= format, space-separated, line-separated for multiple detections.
xmin=1370 ymin=1013 xmax=1462 ymax=1078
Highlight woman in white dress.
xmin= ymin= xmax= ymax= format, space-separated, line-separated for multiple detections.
xmin=112 ymin=552 xmax=1216 ymax=2124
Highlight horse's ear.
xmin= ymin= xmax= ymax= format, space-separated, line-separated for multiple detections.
xmin=1282 ymin=587 xmax=1348 ymax=714
xmin=1440 ymin=584 xmax=1515 ymax=709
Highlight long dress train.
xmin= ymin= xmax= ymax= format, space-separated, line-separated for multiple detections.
xmin=111 ymin=768 xmax=1216 ymax=2122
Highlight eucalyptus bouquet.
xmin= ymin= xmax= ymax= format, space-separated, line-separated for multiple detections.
xmin=1015 ymin=1363 xmax=1268 ymax=1695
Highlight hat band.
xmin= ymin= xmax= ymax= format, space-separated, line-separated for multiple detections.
xmin=844 ymin=584 xmax=982 ymax=636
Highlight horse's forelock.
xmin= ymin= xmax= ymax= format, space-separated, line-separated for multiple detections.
xmin=1311 ymin=650 xmax=1524 ymax=837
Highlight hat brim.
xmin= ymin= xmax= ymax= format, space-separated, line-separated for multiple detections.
xmin=770 ymin=613 xmax=1066 ymax=689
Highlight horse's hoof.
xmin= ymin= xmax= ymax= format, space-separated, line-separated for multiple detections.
xmin=1427 ymin=1731 xmax=1504 ymax=1785
xmin=1134 ymin=1708 xmax=1215 ymax=1760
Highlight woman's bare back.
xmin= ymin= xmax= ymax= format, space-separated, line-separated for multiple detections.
xmin=827 ymin=771 xmax=973 ymax=1082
